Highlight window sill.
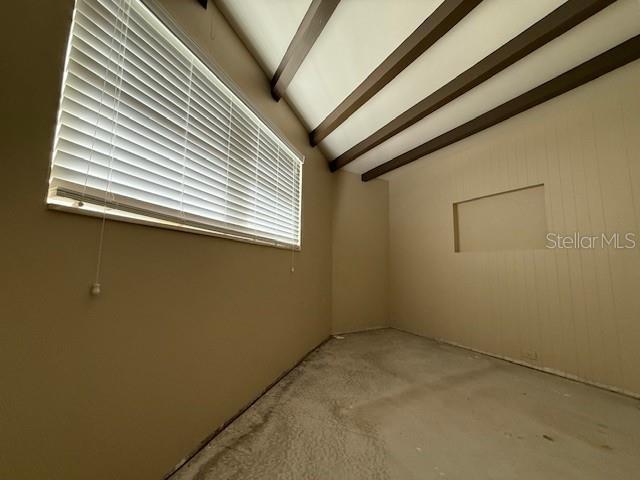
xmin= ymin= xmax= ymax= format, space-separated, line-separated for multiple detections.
xmin=46 ymin=197 xmax=301 ymax=251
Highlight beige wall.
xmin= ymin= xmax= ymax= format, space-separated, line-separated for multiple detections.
xmin=388 ymin=60 xmax=640 ymax=397
xmin=7 ymin=1 xmax=638 ymax=478
xmin=332 ymin=171 xmax=389 ymax=334
xmin=454 ymin=184 xmax=547 ymax=252
xmin=0 ymin=1 xmax=334 ymax=479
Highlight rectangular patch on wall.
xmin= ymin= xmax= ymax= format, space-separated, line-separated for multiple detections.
xmin=453 ymin=185 xmax=547 ymax=252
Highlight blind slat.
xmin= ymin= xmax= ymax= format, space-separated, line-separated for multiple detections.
xmin=49 ymin=0 xmax=302 ymax=247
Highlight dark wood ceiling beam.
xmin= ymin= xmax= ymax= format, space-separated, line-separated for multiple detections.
xmin=309 ymin=0 xmax=482 ymax=146
xmin=331 ymin=0 xmax=617 ymax=172
xmin=271 ymin=0 xmax=340 ymax=101
xmin=362 ymin=34 xmax=640 ymax=181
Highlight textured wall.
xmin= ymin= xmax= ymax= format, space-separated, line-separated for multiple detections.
xmin=0 ymin=1 xmax=333 ymax=479
xmin=388 ymin=60 xmax=640 ymax=397
xmin=332 ymin=171 xmax=389 ymax=334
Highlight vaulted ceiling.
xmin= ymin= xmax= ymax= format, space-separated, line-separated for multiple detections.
xmin=214 ymin=0 xmax=640 ymax=180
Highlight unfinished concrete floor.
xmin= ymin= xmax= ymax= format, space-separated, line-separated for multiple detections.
xmin=172 ymin=329 xmax=640 ymax=480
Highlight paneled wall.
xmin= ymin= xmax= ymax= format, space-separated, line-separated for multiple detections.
xmin=388 ymin=60 xmax=640 ymax=396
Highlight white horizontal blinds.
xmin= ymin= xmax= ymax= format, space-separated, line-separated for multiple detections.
xmin=49 ymin=0 xmax=303 ymax=247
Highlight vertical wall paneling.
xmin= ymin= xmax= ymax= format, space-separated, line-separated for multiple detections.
xmin=388 ymin=60 xmax=640 ymax=396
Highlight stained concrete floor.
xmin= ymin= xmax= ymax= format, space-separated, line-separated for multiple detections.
xmin=172 ymin=329 xmax=640 ymax=480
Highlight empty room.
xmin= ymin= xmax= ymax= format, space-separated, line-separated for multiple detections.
xmin=3 ymin=0 xmax=640 ymax=479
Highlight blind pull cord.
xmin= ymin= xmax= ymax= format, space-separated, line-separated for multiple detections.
xmin=252 ymin=129 xmax=261 ymax=245
xmin=92 ymin=0 xmax=132 ymax=296
xmin=222 ymin=99 xmax=233 ymax=227
xmin=276 ymin=144 xmax=295 ymax=273
xmin=291 ymin=163 xmax=297 ymax=273
xmin=291 ymin=244 xmax=295 ymax=273
xmin=80 ymin=0 xmax=123 ymax=206
xmin=179 ymin=60 xmax=195 ymax=222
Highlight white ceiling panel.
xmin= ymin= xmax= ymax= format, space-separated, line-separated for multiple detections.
xmin=286 ymin=0 xmax=444 ymax=127
xmin=320 ymin=0 xmax=566 ymax=158
xmin=347 ymin=0 xmax=640 ymax=175
xmin=216 ymin=0 xmax=313 ymax=75
xmin=215 ymin=0 xmax=640 ymax=180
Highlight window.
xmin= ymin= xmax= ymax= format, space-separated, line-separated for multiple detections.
xmin=48 ymin=0 xmax=303 ymax=248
